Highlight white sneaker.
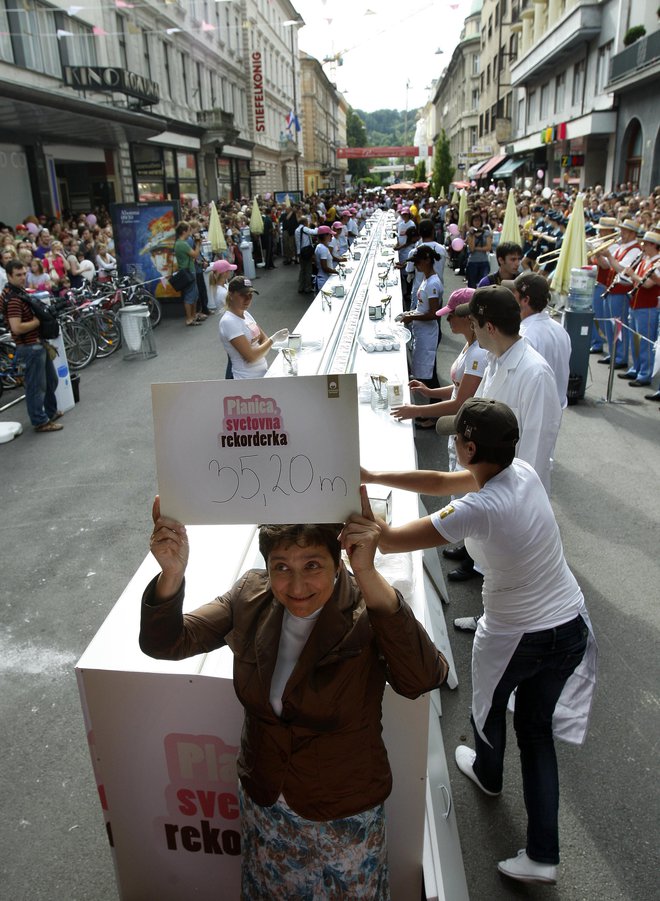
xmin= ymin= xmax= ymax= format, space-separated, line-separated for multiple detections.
xmin=453 ymin=615 xmax=479 ymax=632
xmin=454 ymin=746 xmax=501 ymax=796
xmin=497 ymin=849 xmax=557 ymax=884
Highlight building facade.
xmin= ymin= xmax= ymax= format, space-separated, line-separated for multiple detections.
xmin=0 ymin=0 xmax=349 ymax=220
xmin=507 ymin=0 xmax=659 ymax=192
xmin=431 ymin=0 xmax=482 ymax=184
xmin=299 ymin=52 xmax=347 ymax=195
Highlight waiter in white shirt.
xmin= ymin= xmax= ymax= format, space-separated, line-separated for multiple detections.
xmin=505 ymin=273 xmax=571 ymax=408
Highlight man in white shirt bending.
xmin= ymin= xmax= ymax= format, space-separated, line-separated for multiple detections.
xmin=505 ymin=272 xmax=571 ymax=408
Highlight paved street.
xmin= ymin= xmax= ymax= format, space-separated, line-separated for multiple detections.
xmin=1 ymin=259 xmax=658 ymax=900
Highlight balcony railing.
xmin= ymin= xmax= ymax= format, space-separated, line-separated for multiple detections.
xmin=609 ymin=30 xmax=660 ymax=84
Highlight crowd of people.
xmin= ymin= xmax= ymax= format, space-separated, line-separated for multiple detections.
xmin=4 ymin=179 xmax=656 ymax=892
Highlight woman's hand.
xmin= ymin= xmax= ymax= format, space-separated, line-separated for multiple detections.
xmin=408 ymin=379 xmax=430 ymax=397
xmin=340 ymin=487 xmax=399 ymax=614
xmin=390 ymin=403 xmax=418 ymax=421
xmin=150 ymin=496 xmax=189 ymax=600
xmin=270 ymin=328 xmax=289 ymax=345
xmin=340 ymin=486 xmax=381 ymax=576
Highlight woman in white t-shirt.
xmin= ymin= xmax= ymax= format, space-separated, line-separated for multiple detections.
xmin=219 ymin=276 xmax=288 ymax=380
xmin=392 ymin=287 xmax=486 ymax=443
xmin=361 ymin=398 xmax=596 ymax=888
xmin=399 ymin=244 xmax=441 ymax=389
xmin=209 ymin=258 xmax=237 ymax=313
xmin=314 ymin=226 xmax=338 ymax=291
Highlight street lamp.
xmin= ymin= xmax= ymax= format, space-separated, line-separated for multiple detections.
xmin=403 ymin=79 xmax=412 ymax=177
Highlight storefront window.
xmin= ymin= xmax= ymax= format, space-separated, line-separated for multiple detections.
xmin=177 ymin=152 xmax=198 ymax=202
xmin=238 ymin=159 xmax=251 ymax=201
xmin=216 ymin=157 xmax=233 ymax=201
xmin=133 ymin=144 xmax=165 ymax=201
xmin=164 ymin=150 xmax=176 ymax=179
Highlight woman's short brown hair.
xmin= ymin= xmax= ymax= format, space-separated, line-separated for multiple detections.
xmin=258 ymin=524 xmax=343 ymax=567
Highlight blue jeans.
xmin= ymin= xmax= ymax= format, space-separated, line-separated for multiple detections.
xmin=627 ymin=307 xmax=659 ymax=383
xmin=603 ymin=292 xmax=629 ymax=364
xmin=466 ymin=259 xmax=490 ymax=288
xmin=471 ymin=614 xmax=588 ymax=865
xmin=15 ymin=343 xmax=59 ymax=427
xmin=590 ymin=283 xmax=606 ymax=350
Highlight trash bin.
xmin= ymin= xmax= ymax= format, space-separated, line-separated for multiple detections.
xmin=118 ymin=305 xmax=157 ymax=361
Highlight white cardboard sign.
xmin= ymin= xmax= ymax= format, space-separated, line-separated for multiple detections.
xmin=152 ymin=374 xmax=361 ymax=525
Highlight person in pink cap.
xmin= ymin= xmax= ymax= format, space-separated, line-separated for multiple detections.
xmin=392 ymin=288 xmax=487 ymax=443
xmin=330 ymin=221 xmax=347 ymax=261
xmin=209 ymin=258 xmax=238 ymax=310
xmin=315 ymin=226 xmax=339 ymax=290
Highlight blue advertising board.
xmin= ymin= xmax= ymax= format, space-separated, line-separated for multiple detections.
xmin=110 ymin=201 xmax=182 ymax=298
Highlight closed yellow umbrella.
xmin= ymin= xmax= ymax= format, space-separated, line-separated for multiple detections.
xmin=458 ymin=188 xmax=468 ymax=230
xmin=207 ymin=201 xmax=226 ymax=253
xmin=550 ymin=194 xmax=587 ymax=296
xmin=500 ymin=188 xmax=522 ymax=245
xmin=249 ymin=197 xmax=264 ymax=235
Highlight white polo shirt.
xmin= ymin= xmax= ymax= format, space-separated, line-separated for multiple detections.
xmin=520 ymin=311 xmax=571 ymax=409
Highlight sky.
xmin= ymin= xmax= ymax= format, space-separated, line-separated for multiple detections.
xmin=294 ymin=0 xmax=473 ymax=114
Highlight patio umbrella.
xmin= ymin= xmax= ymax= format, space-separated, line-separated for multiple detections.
xmin=499 ymin=189 xmax=522 ymax=245
xmin=207 ymin=201 xmax=226 ymax=253
xmin=550 ymin=194 xmax=587 ymax=296
xmin=458 ymin=188 xmax=468 ymax=229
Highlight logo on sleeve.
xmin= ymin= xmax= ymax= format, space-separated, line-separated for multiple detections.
xmin=472 ymin=360 xmax=479 ymax=370
xmin=439 ymin=504 xmax=455 ymax=519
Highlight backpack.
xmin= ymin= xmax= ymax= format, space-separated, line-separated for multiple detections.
xmin=24 ymin=295 xmax=60 ymax=340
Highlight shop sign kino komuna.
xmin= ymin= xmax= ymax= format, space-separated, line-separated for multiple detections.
xmin=64 ymin=65 xmax=160 ymax=105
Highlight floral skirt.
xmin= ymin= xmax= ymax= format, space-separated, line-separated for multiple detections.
xmin=239 ymin=784 xmax=390 ymax=900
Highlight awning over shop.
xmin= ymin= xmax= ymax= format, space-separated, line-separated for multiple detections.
xmin=467 ymin=159 xmax=489 ymax=178
xmin=492 ymin=157 xmax=525 ymax=178
xmin=0 ymin=79 xmax=169 ymax=146
xmin=474 ymin=154 xmax=507 ymax=179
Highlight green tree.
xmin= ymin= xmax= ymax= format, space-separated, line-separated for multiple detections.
xmin=431 ymin=130 xmax=453 ymax=198
xmin=346 ymin=108 xmax=370 ymax=180
xmin=412 ymin=160 xmax=427 ymax=183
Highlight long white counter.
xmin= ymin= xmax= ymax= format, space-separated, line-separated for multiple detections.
xmin=76 ymin=211 xmax=467 ymax=901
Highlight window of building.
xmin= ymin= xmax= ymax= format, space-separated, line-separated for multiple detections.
xmin=486 ymin=63 xmax=490 ymax=86
xmin=527 ymin=88 xmax=536 ymax=124
xmin=554 ymin=71 xmax=565 ymax=113
xmin=485 ymin=110 xmax=490 ymax=133
xmin=469 ymin=125 xmax=478 ymax=147
xmin=56 ymin=14 xmax=98 ymax=67
xmin=196 ymin=62 xmax=204 ymax=110
xmin=517 ymin=97 xmax=525 ymax=132
xmin=596 ymin=41 xmax=612 ymax=93
xmin=491 ymin=102 xmax=498 ymax=125
xmin=501 ymin=0 xmax=508 ymax=17
xmin=572 ymin=59 xmax=585 ymax=106
xmin=116 ymin=14 xmax=128 ymax=69
xmin=210 ymin=71 xmax=216 ymax=108
xmin=539 ymin=82 xmax=549 ymax=119
xmin=488 ymin=15 xmax=493 ymax=38
xmin=472 ymin=88 xmax=479 ymax=111
xmin=495 ymin=2 xmax=500 ymax=27
xmin=142 ymin=33 xmax=152 ymax=80
xmin=473 ymin=52 xmax=480 ymax=75
xmin=6 ymin=1 xmax=60 ymax=76
xmin=163 ymin=42 xmax=173 ymax=100
xmin=0 ymin=3 xmax=11 ymax=62
xmin=479 ymin=113 xmax=483 ymax=137
xmin=180 ymin=51 xmax=188 ymax=103
xmin=509 ymin=33 xmax=517 ymax=62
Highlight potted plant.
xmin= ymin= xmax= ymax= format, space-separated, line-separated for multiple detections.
xmin=623 ymin=25 xmax=646 ymax=46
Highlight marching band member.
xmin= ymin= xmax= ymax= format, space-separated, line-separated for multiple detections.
xmin=600 ymin=219 xmax=642 ymax=370
xmin=619 ymin=228 xmax=660 ymax=388
xmin=589 ymin=217 xmax=619 ymax=354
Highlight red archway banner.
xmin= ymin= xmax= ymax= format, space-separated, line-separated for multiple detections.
xmin=337 ymin=146 xmax=433 ymax=159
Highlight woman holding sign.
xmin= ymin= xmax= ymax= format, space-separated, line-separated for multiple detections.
xmin=141 ymin=489 xmax=448 ymax=899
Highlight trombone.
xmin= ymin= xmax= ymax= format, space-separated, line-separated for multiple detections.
xmin=536 ymin=233 xmax=619 ymax=266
